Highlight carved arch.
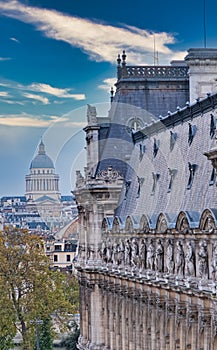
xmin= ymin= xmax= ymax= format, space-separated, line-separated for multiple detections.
xmin=176 ymin=211 xmax=190 ymax=233
xmin=102 ymin=217 xmax=109 ymax=234
xmin=156 ymin=213 xmax=168 ymax=233
xmin=112 ymin=216 xmax=120 ymax=234
xmin=139 ymin=214 xmax=150 ymax=233
xmin=125 ymin=215 xmax=134 ymax=233
xmin=199 ymin=209 xmax=216 ymax=233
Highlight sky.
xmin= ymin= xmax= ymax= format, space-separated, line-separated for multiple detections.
xmin=0 ymin=0 xmax=216 ymax=196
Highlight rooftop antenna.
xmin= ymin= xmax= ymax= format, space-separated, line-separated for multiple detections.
xmin=203 ymin=0 xmax=207 ymax=48
xmin=153 ymin=34 xmax=159 ymax=66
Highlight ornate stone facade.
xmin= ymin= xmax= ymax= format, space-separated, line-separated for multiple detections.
xmin=75 ymin=48 xmax=217 ymax=350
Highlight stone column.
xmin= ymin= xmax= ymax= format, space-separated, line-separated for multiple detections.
xmin=198 ymin=308 xmax=212 ymax=350
xmin=165 ymin=297 xmax=176 ymax=350
xmin=156 ymin=296 xmax=166 ymax=350
xmin=121 ymin=283 xmax=128 ymax=350
xmin=103 ymin=280 xmax=109 ymax=350
xmin=128 ymin=286 xmax=135 ymax=350
xmin=176 ymin=301 xmax=187 ymax=350
xmin=186 ymin=304 xmax=199 ymax=349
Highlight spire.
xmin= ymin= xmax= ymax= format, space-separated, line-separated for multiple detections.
xmin=122 ymin=50 xmax=126 ymax=66
xmin=38 ymin=139 xmax=46 ymax=155
xmin=110 ymin=87 xmax=114 ymax=103
xmin=117 ymin=54 xmax=121 ymax=66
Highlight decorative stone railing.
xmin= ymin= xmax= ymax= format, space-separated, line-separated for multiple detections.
xmin=118 ymin=65 xmax=189 ymax=80
xmin=76 ymin=230 xmax=217 ymax=294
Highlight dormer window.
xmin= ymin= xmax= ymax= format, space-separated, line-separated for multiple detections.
xmin=124 ymin=180 xmax=131 ymax=200
xmin=209 ymin=168 xmax=216 ymax=186
xmin=187 ymin=163 xmax=197 ymax=189
xmin=188 ymin=123 xmax=196 ymax=146
xmin=151 ymin=173 xmax=160 ymax=195
xmin=153 ymin=138 xmax=160 ymax=157
xmin=167 ymin=168 xmax=177 ymax=193
xmin=137 ymin=177 xmax=144 ymax=198
xmin=210 ymin=114 xmax=216 ymax=139
xmin=170 ymin=131 xmax=177 ymax=151
xmin=139 ymin=144 xmax=145 ymax=161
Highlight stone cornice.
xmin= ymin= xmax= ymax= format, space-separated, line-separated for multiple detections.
xmin=133 ymin=92 xmax=217 ymax=143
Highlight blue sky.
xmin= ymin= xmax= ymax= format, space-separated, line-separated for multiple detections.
xmin=0 ymin=0 xmax=216 ymax=196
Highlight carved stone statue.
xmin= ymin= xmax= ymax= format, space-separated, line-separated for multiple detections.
xmin=139 ymin=238 xmax=147 ymax=271
xmin=118 ymin=240 xmax=125 ymax=266
xmin=100 ymin=240 xmax=107 ymax=263
xmin=155 ymin=239 xmax=164 ymax=272
xmin=131 ymin=238 xmax=139 ymax=268
xmin=198 ymin=241 xmax=209 ymax=279
xmin=175 ymin=240 xmax=185 ymax=278
xmin=113 ymin=242 xmax=120 ymax=266
xmin=106 ymin=239 xmax=112 ymax=264
xmin=211 ymin=242 xmax=217 ymax=281
xmin=166 ymin=239 xmax=174 ymax=274
xmin=124 ymin=239 xmax=131 ymax=266
xmin=147 ymin=239 xmax=155 ymax=270
xmin=185 ymin=241 xmax=195 ymax=277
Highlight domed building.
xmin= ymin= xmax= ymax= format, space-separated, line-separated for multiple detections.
xmin=25 ymin=140 xmax=61 ymax=220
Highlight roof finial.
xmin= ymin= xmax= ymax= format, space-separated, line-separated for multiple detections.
xmin=38 ymin=138 xmax=45 ymax=155
xmin=110 ymin=87 xmax=114 ymax=103
xmin=122 ymin=50 xmax=126 ymax=66
xmin=117 ymin=54 xmax=121 ymax=66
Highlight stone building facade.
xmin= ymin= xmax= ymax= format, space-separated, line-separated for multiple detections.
xmin=25 ymin=140 xmax=62 ymax=221
xmin=74 ymin=48 xmax=217 ymax=350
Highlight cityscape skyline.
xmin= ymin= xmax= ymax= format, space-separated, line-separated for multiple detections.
xmin=0 ymin=0 xmax=217 ymax=196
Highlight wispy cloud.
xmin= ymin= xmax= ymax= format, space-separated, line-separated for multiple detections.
xmin=0 ymin=0 xmax=186 ymax=65
xmin=0 ymin=80 xmax=86 ymax=105
xmin=0 ymin=114 xmax=51 ymax=127
xmin=10 ymin=37 xmax=20 ymax=43
xmin=98 ymin=78 xmax=117 ymax=91
xmin=0 ymin=91 xmax=10 ymax=97
xmin=29 ymin=83 xmax=85 ymax=100
xmin=23 ymin=92 xmax=50 ymax=105
xmin=0 ymin=99 xmax=24 ymax=105
xmin=0 ymin=57 xmax=11 ymax=61
xmin=0 ymin=113 xmax=61 ymax=127
xmin=0 ymin=112 xmax=86 ymax=128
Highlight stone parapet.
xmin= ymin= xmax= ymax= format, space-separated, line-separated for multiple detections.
xmin=118 ymin=65 xmax=189 ymax=81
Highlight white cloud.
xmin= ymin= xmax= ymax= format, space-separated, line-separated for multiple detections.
xmin=98 ymin=78 xmax=117 ymax=91
xmin=0 ymin=113 xmax=82 ymax=127
xmin=0 ymin=57 xmax=11 ymax=61
xmin=0 ymin=113 xmax=62 ymax=127
xmin=0 ymin=0 xmax=186 ymax=65
xmin=0 ymin=115 xmax=50 ymax=127
xmin=10 ymin=37 xmax=20 ymax=43
xmin=0 ymin=80 xmax=86 ymax=101
xmin=0 ymin=91 xmax=10 ymax=97
xmin=29 ymin=83 xmax=85 ymax=100
xmin=23 ymin=92 xmax=50 ymax=104
xmin=0 ymin=99 xmax=24 ymax=105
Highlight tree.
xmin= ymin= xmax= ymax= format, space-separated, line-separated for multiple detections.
xmin=0 ymin=277 xmax=16 ymax=350
xmin=0 ymin=227 xmax=79 ymax=350
xmin=60 ymin=321 xmax=80 ymax=350
xmin=34 ymin=318 xmax=53 ymax=350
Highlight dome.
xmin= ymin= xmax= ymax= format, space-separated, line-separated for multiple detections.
xmin=30 ymin=140 xmax=54 ymax=169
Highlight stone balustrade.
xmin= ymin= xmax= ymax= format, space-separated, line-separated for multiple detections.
xmin=118 ymin=65 xmax=189 ymax=80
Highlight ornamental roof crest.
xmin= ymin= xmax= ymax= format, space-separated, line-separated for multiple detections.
xmin=96 ymin=166 xmax=123 ymax=183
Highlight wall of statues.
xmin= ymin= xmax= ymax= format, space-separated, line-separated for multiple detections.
xmin=76 ymin=209 xmax=217 ymax=349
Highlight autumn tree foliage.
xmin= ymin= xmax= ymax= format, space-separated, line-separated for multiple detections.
xmin=0 ymin=227 xmax=79 ymax=350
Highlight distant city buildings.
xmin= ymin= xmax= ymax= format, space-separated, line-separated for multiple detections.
xmin=0 ymin=140 xmax=78 ymax=270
